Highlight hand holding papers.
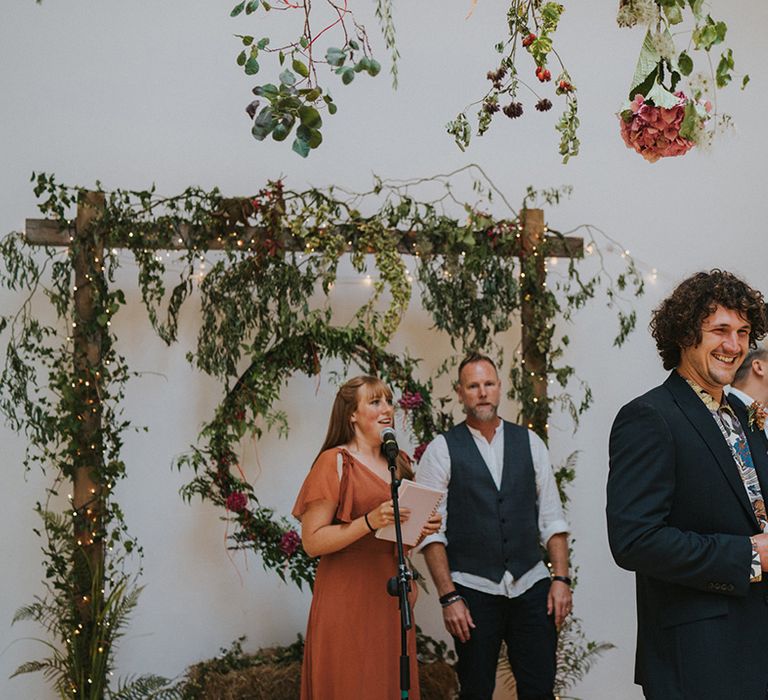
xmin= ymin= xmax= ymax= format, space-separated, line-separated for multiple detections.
xmin=375 ymin=479 xmax=445 ymax=546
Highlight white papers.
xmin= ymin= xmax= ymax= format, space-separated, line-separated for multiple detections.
xmin=374 ymin=479 xmax=445 ymax=546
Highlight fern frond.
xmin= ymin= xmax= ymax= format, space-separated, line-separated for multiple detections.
xmin=108 ymin=674 xmax=183 ymax=700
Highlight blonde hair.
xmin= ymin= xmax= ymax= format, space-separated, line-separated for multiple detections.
xmin=318 ymin=375 xmax=413 ymax=480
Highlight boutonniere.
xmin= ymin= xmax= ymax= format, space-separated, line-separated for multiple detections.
xmin=748 ymin=401 xmax=768 ymax=432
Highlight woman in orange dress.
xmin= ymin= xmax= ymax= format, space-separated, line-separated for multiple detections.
xmin=292 ymin=375 xmax=440 ymax=700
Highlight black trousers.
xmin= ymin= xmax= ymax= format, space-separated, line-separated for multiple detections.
xmin=454 ymin=578 xmax=557 ymax=700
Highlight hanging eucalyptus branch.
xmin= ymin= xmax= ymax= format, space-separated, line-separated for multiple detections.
xmin=232 ymin=0 xmax=389 ymax=157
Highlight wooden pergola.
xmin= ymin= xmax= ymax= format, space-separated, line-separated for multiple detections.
xmin=24 ymin=192 xmax=582 ymax=696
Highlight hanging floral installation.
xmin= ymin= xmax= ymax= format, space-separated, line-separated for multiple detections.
xmin=232 ymin=0 xmax=394 ymax=157
xmin=447 ymin=1 xmax=580 ymax=163
xmin=1 ymin=166 xmax=644 ymax=697
xmin=229 ymin=0 xmax=753 ymax=163
xmin=228 ymin=0 xmax=584 ymax=159
xmin=617 ymin=0 xmax=747 ymax=162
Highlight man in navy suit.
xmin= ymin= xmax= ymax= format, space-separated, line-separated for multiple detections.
xmin=607 ymin=270 xmax=768 ymax=699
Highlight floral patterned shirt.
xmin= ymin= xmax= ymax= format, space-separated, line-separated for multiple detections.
xmin=685 ymin=378 xmax=764 ymax=583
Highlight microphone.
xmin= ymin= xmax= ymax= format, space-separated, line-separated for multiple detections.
xmin=380 ymin=427 xmax=399 ymax=462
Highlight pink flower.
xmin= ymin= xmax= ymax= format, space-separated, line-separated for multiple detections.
xmin=619 ymin=93 xmax=696 ymax=163
xmin=413 ymin=442 xmax=429 ymax=463
xmin=226 ymin=491 xmax=248 ymax=513
xmin=279 ymin=529 xmax=301 ymax=557
xmin=399 ymin=391 xmax=424 ymax=410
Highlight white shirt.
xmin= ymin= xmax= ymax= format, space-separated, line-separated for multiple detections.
xmin=415 ymin=420 xmax=569 ymax=598
xmin=726 ymin=386 xmax=768 ymax=440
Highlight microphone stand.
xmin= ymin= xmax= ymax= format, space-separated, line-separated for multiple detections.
xmin=384 ymin=446 xmax=417 ymax=699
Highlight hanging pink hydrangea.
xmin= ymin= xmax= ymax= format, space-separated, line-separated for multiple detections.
xmin=225 ymin=491 xmax=248 ymax=513
xmin=619 ymin=93 xmax=697 ymax=163
xmin=279 ymin=529 xmax=301 ymax=557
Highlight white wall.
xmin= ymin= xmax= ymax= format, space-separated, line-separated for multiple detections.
xmin=1 ymin=1 xmax=767 ymax=698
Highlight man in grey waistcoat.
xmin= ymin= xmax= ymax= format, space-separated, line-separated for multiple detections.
xmin=416 ymin=353 xmax=571 ymax=700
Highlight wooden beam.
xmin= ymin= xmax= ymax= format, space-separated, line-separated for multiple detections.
xmin=25 ymin=214 xmax=583 ymax=258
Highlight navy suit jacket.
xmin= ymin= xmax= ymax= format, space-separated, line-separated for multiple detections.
xmin=607 ymin=372 xmax=768 ymax=699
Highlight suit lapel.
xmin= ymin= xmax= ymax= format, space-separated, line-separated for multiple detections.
xmin=664 ymin=372 xmax=758 ymax=529
xmin=728 ymin=393 xmax=768 ymax=505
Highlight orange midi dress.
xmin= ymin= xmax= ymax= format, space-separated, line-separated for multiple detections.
xmin=292 ymin=448 xmax=420 ymax=700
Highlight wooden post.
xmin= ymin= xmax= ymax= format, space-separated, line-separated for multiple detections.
xmin=520 ymin=209 xmax=548 ymax=438
xmin=71 ymin=191 xmax=106 ymax=697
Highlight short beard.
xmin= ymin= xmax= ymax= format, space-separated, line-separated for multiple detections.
xmin=465 ymin=405 xmax=498 ymax=423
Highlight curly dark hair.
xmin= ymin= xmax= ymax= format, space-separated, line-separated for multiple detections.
xmin=651 ymin=270 xmax=768 ymax=370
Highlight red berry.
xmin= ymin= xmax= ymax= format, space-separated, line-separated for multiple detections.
xmin=522 ymin=33 xmax=536 ymax=47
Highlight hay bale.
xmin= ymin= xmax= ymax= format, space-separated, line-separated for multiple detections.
xmin=185 ymin=659 xmax=301 ymax=700
xmin=419 ymin=659 xmax=459 ymax=699
xmin=181 ymin=640 xmax=458 ymax=699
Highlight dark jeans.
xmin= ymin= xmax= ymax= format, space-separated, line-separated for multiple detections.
xmin=454 ymin=578 xmax=556 ymax=700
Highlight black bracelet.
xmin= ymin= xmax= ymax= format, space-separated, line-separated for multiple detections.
xmin=551 ymin=575 xmax=572 ymax=587
xmin=438 ymin=590 xmax=459 ymax=605
xmin=440 ymin=594 xmax=467 ymax=609
xmin=363 ymin=513 xmax=376 ymax=532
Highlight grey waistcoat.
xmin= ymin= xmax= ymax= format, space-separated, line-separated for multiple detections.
xmin=444 ymin=420 xmax=541 ymax=582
